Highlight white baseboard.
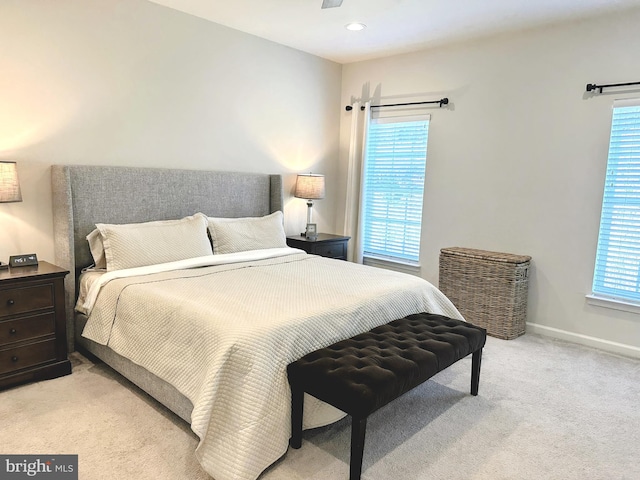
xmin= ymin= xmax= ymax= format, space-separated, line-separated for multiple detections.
xmin=526 ymin=322 xmax=640 ymax=359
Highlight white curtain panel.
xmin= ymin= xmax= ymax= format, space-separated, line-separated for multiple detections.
xmin=343 ymin=101 xmax=360 ymax=260
xmin=355 ymin=101 xmax=371 ymax=264
xmin=343 ymin=101 xmax=370 ymax=264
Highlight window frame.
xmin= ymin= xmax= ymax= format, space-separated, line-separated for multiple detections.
xmin=360 ymin=112 xmax=430 ymax=266
xmin=590 ymin=98 xmax=640 ymax=311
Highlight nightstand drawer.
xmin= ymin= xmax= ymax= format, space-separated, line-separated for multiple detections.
xmin=1 ymin=313 xmax=56 ymax=346
xmin=0 ymin=284 xmax=54 ymax=318
xmin=287 ymin=234 xmax=350 ymax=261
xmin=314 ymin=243 xmax=346 ymax=259
xmin=0 ymin=339 xmax=57 ymax=375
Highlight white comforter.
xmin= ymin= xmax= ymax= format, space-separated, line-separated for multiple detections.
xmin=80 ymin=248 xmax=462 ymax=480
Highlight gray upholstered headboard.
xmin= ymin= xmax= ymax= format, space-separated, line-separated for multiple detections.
xmin=51 ymin=164 xmax=283 ymax=351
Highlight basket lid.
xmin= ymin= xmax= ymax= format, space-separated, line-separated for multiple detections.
xmin=440 ymin=247 xmax=531 ymax=264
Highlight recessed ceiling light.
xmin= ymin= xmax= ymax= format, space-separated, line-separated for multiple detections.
xmin=345 ymin=22 xmax=366 ymax=32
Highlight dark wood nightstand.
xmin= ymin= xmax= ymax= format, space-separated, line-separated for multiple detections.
xmin=286 ymin=233 xmax=350 ymax=260
xmin=0 ymin=261 xmax=71 ymax=390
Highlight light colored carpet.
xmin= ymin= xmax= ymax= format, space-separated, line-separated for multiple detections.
xmin=1 ymin=333 xmax=638 ymax=480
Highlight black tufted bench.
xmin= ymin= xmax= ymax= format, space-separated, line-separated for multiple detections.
xmin=287 ymin=312 xmax=487 ymax=480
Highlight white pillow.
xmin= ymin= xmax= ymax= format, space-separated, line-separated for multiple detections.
xmin=207 ymin=211 xmax=287 ymax=254
xmin=88 ymin=213 xmax=212 ymax=272
xmin=87 ymin=228 xmax=107 ymax=269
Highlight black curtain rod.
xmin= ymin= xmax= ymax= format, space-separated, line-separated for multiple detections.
xmin=345 ymin=98 xmax=448 ymax=111
xmin=586 ymin=81 xmax=640 ymax=94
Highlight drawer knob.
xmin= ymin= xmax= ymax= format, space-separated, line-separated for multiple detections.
xmin=11 ymin=356 xmax=19 ymax=363
xmin=7 ymin=299 xmax=15 ymax=306
xmin=9 ymin=328 xmax=16 ymax=335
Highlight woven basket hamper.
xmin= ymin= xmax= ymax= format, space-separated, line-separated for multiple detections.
xmin=439 ymin=247 xmax=531 ymax=340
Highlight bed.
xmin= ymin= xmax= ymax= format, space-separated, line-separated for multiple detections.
xmin=51 ymin=164 xmax=463 ymax=480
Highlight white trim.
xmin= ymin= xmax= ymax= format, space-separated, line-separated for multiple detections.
xmin=371 ymin=112 xmax=431 ymax=123
xmin=526 ymin=322 xmax=640 ymax=359
xmin=363 ymin=253 xmax=420 ymax=268
xmin=363 ymin=255 xmax=421 ymax=276
xmin=585 ymin=293 xmax=640 ymax=316
xmin=613 ymin=97 xmax=640 ymax=108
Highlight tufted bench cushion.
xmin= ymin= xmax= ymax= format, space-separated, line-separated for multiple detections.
xmin=287 ymin=312 xmax=487 ymax=480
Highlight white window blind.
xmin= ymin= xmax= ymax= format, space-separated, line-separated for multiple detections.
xmin=362 ymin=114 xmax=430 ymax=264
xmin=592 ymin=99 xmax=640 ymax=303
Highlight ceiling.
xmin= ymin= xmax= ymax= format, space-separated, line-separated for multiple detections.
xmin=148 ymin=0 xmax=640 ymax=64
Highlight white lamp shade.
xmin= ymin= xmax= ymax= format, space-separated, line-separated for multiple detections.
xmin=0 ymin=161 xmax=22 ymax=203
xmin=294 ymin=174 xmax=325 ymax=200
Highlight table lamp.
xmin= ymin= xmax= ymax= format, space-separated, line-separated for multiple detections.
xmin=294 ymin=173 xmax=325 ymax=240
xmin=0 ymin=161 xmax=22 ymax=203
xmin=0 ymin=161 xmax=23 ymax=269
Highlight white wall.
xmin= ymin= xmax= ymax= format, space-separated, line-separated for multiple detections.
xmin=0 ymin=0 xmax=342 ymax=262
xmin=338 ymin=9 xmax=640 ymax=355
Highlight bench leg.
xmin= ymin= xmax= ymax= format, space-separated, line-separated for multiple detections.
xmin=471 ymin=348 xmax=482 ymax=396
xmin=350 ymin=416 xmax=367 ymax=480
xmin=290 ymin=387 xmax=304 ymax=448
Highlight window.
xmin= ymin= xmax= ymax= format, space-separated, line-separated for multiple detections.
xmin=592 ymin=99 xmax=640 ymax=304
xmin=361 ymin=113 xmax=430 ymax=265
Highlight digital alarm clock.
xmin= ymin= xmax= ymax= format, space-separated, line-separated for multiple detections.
xmin=9 ymin=253 xmax=38 ymax=268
